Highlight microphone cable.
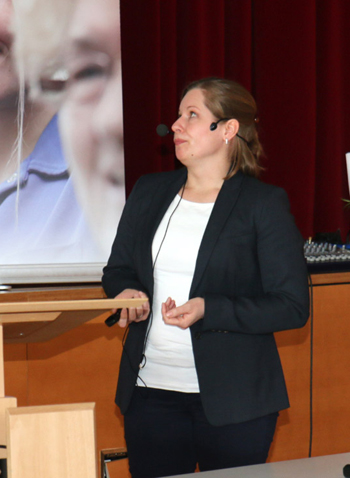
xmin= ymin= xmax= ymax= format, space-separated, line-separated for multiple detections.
xmin=111 ymin=179 xmax=187 ymax=390
xmin=139 ymin=179 xmax=187 ymax=371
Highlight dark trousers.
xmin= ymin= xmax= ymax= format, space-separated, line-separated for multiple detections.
xmin=124 ymin=387 xmax=278 ymax=478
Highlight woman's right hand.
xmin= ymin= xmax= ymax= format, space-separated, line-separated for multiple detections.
xmin=112 ymin=289 xmax=150 ymax=328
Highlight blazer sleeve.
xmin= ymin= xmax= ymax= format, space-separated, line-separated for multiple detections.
xmin=201 ymin=187 xmax=310 ymax=335
xmin=102 ymin=178 xmax=149 ymax=298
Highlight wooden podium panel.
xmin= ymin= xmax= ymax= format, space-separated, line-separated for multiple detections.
xmin=0 ymin=297 xmax=147 ymax=343
xmin=0 ymin=397 xmax=17 ymax=445
xmin=6 ymin=403 xmax=97 ymax=478
xmin=0 ymin=289 xmax=148 ymax=466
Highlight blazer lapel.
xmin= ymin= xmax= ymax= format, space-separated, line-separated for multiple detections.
xmin=190 ymin=172 xmax=245 ymax=298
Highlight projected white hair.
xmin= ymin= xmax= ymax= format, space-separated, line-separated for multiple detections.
xmin=10 ymin=0 xmax=76 ymax=219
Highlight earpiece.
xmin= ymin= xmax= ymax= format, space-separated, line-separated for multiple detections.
xmin=209 ymin=118 xmax=230 ymax=131
xmin=210 ymin=118 xmax=249 ymax=145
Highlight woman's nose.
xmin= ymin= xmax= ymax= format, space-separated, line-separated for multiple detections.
xmin=171 ymin=117 xmax=183 ymax=132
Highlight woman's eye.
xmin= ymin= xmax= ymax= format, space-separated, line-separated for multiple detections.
xmin=189 ymin=111 xmax=197 ymax=117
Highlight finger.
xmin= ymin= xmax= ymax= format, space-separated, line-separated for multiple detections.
xmin=115 ymin=289 xmax=137 ymax=300
xmin=161 ymin=302 xmax=166 ymax=316
xmin=164 ymin=297 xmax=172 ymax=307
xmin=166 ymin=305 xmax=187 ymax=319
xmin=163 ymin=298 xmax=176 ymax=313
xmin=136 ymin=306 xmax=144 ymax=318
xmin=134 ymin=306 xmax=147 ymax=322
xmin=118 ymin=317 xmax=128 ymax=328
xmin=119 ymin=307 xmax=128 ymax=320
xmin=138 ymin=291 xmax=150 ymax=316
xmin=128 ymin=307 xmax=137 ymax=322
xmin=163 ymin=316 xmax=189 ymax=329
xmin=137 ymin=290 xmax=149 ymax=305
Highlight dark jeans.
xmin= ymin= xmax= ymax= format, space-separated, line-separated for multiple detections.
xmin=124 ymin=387 xmax=278 ymax=478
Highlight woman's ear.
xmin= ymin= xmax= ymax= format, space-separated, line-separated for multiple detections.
xmin=224 ymin=119 xmax=240 ymax=141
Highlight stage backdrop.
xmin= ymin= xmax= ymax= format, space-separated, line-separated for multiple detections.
xmin=120 ymin=0 xmax=350 ymax=242
xmin=2 ymin=0 xmax=350 ymax=285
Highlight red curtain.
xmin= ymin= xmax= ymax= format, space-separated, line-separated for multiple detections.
xmin=120 ymin=0 xmax=350 ymax=240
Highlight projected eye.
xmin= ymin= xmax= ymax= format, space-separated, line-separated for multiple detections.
xmin=38 ymin=67 xmax=69 ymax=102
xmin=71 ymin=64 xmax=107 ymax=82
xmin=0 ymin=41 xmax=10 ymax=60
xmin=65 ymin=53 xmax=111 ymax=102
xmin=37 ymin=52 xmax=113 ymax=104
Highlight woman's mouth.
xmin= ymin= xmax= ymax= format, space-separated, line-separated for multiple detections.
xmin=174 ymin=138 xmax=186 ymax=146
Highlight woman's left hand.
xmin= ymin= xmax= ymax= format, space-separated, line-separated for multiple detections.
xmin=162 ymin=297 xmax=205 ymax=329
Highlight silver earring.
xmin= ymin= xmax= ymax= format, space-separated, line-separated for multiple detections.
xmin=225 ymin=138 xmax=229 ymax=145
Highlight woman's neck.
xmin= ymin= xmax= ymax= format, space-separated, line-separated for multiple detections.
xmin=183 ymin=165 xmax=228 ymax=203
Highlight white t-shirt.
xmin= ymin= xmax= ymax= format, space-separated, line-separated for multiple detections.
xmin=137 ymin=194 xmax=214 ymax=392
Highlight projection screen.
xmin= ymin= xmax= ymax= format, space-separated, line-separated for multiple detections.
xmin=0 ymin=0 xmax=125 ymax=285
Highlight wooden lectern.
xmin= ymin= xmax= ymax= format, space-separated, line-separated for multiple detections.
xmin=0 ymin=287 xmax=146 ymax=478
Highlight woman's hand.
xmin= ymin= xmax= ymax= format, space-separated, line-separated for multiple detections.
xmin=112 ymin=289 xmax=150 ymax=328
xmin=162 ymin=297 xmax=204 ymax=329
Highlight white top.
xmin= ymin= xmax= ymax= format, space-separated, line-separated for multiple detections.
xmin=137 ymin=194 xmax=214 ymax=392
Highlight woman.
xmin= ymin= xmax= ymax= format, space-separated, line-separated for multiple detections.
xmin=102 ymin=77 xmax=310 ymax=478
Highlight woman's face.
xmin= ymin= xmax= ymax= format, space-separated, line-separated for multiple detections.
xmin=171 ymin=88 xmax=227 ymax=167
xmin=0 ymin=0 xmax=19 ymax=107
xmin=58 ymin=0 xmax=124 ymax=256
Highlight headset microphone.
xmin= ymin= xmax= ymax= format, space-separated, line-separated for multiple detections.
xmin=157 ymin=121 xmax=228 ymax=135
xmin=210 ymin=118 xmax=249 ymax=145
xmin=157 ymin=120 xmax=248 ymax=144
xmin=156 ymin=124 xmax=173 ymax=136
xmin=158 ymin=120 xmax=228 ymax=133
xmin=210 ymin=118 xmax=230 ymax=131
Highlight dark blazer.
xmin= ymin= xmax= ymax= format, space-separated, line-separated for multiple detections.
xmin=102 ymin=168 xmax=310 ymax=426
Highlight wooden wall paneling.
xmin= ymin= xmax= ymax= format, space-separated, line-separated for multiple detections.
xmin=312 ymin=283 xmax=350 ymax=456
xmin=3 ymin=344 xmax=28 ymax=406
xmin=270 ymin=322 xmax=311 ymax=461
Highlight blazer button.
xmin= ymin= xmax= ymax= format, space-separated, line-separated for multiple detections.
xmin=195 ymin=332 xmax=201 ymax=340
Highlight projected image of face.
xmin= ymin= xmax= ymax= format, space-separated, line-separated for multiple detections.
xmin=58 ymin=0 xmax=125 ymax=255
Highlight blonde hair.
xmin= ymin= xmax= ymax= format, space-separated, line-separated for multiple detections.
xmin=182 ymin=77 xmax=264 ymax=178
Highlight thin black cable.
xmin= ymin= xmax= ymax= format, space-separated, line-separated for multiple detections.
xmin=308 ymin=272 xmax=314 ymax=457
xmin=121 ymin=322 xmax=148 ymax=387
xmin=118 ymin=180 xmax=187 ymax=390
xmin=151 ymin=180 xmax=187 ymax=271
xmin=139 ymin=180 xmax=187 ymax=370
